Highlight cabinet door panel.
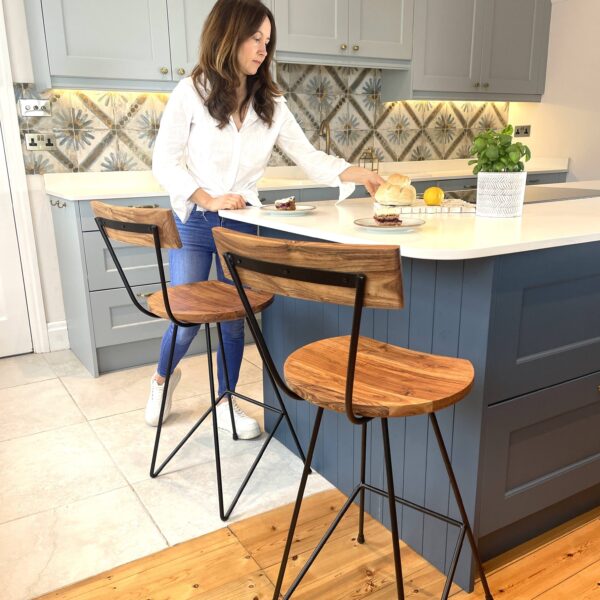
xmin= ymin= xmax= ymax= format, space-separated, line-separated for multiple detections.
xmin=274 ymin=0 xmax=349 ymax=55
xmin=167 ymin=0 xmax=216 ymax=81
xmin=480 ymin=0 xmax=551 ymax=94
xmin=348 ymin=0 xmax=413 ymax=60
xmin=41 ymin=0 xmax=171 ymax=80
xmin=412 ymin=0 xmax=487 ymax=93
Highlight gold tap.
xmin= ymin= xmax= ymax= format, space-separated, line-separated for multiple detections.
xmin=319 ymin=119 xmax=331 ymax=154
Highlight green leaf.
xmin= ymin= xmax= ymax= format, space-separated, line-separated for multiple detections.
xmin=486 ymin=146 xmax=499 ymax=160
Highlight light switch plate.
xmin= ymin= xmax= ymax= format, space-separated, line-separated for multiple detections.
xmin=19 ymin=99 xmax=52 ymax=117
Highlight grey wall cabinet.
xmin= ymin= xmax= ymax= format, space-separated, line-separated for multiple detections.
xmin=40 ymin=0 xmax=173 ymax=83
xmin=383 ymin=0 xmax=551 ymax=102
xmin=26 ymin=0 xmax=224 ymax=90
xmin=274 ymin=0 xmax=413 ymax=68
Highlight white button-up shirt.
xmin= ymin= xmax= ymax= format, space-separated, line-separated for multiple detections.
xmin=152 ymin=77 xmax=354 ymax=223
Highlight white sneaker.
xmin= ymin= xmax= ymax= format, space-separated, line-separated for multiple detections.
xmin=215 ymin=399 xmax=261 ymax=440
xmin=145 ymin=368 xmax=181 ymax=427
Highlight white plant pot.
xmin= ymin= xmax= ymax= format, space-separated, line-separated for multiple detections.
xmin=476 ymin=171 xmax=527 ymax=218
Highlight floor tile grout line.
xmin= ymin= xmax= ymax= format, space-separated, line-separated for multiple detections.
xmin=0 ymin=483 xmax=131 ymax=528
xmin=0 ymin=374 xmax=57 ymax=392
xmin=85 ymin=412 xmax=171 ymax=547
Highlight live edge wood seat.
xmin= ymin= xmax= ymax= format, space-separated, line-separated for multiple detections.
xmin=284 ymin=336 xmax=474 ymax=418
xmin=147 ymin=280 xmax=273 ymax=324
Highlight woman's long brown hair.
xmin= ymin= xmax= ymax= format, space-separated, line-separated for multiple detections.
xmin=191 ymin=0 xmax=280 ymax=129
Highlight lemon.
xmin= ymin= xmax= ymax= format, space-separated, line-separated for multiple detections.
xmin=423 ymin=186 xmax=444 ymax=206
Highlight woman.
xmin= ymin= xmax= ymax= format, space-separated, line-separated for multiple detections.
xmin=149 ymin=0 xmax=384 ymax=437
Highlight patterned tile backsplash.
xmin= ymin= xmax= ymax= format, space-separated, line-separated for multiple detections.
xmin=14 ymin=63 xmax=509 ymax=175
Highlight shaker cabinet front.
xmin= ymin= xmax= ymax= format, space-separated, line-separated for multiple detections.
xmin=41 ymin=0 xmax=173 ymax=81
xmin=274 ymin=0 xmax=413 ymax=66
xmin=412 ymin=0 xmax=551 ymax=97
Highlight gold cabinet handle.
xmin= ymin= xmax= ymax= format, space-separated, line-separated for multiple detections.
xmin=159 ymin=67 xmax=169 ymax=75
xmin=340 ymin=43 xmax=347 ymax=50
xmin=482 ymin=82 xmax=490 ymax=88
xmin=352 ymin=44 xmax=359 ymax=51
xmin=177 ymin=67 xmax=185 ymax=76
xmin=473 ymin=82 xmax=480 ymax=88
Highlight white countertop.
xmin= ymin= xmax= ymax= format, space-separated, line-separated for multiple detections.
xmin=43 ymin=158 xmax=569 ymax=201
xmin=218 ymin=181 xmax=600 ymax=260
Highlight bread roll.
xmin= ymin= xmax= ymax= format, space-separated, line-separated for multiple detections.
xmin=374 ymin=182 xmax=415 ymax=206
xmin=387 ymin=173 xmax=411 ymax=188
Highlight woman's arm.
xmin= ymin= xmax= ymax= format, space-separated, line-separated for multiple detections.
xmin=339 ymin=166 xmax=385 ymax=197
xmin=275 ymin=103 xmax=384 ymax=197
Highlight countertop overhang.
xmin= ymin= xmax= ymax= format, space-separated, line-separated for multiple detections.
xmin=43 ymin=158 xmax=568 ymax=201
xmin=218 ymin=182 xmax=600 ymax=261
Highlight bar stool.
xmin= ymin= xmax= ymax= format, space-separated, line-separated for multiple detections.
xmin=91 ymin=202 xmax=309 ymax=521
xmin=213 ymin=227 xmax=494 ymax=600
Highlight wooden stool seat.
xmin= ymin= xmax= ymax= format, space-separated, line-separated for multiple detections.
xmin=284 ymin=336 xmax=474 ymax=418
xmin=147 ymin=280 xmax=273 ymax=324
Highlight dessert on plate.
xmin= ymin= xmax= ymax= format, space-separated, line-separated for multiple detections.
xmin=274 ymin=196 xmax=296 ymax=210
xmin=373 ymin=173 xmax=416 ymax=223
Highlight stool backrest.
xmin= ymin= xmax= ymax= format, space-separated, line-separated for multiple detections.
xmin=91 ymin=201 xmax=182 ymax=249
xmin=91 ymin=201 xmax=184 ymax=325
xmin=212 ymin=227 xmax=403 ymax=310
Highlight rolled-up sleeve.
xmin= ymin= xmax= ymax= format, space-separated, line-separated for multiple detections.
xmin=152 ymin=82 xmax=200 ymax=223
xmin=276 ymin=102 xmax=355 ymax=200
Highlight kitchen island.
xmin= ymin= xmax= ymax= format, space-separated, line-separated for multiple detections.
xmin=219 ymin=183 xmax=600 ymax=591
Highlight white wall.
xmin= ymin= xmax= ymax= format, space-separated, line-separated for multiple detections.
xmin=509 ymin=0 xmax=600 ymax=182
xmin=2 ymin=0 xmax=66 ymax=339
xmin=2 ymin=0 xmax=34 ymax=82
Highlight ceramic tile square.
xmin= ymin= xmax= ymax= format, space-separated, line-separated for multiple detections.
xmin=0 ymin=422 xmax=125 ymax=523
xmin=445 ymin=130 xmax=475 ymax=160
xmin=0 ymin=379 xmax=84 ymax=442
xmin=90 ymin=388 xmax=269 ymax=484
xmin=74 ymin=129 xmax=118 ymax=172
xmin=124 ymin=93 xmax=167 ymax=131
xmin=280 ymin=63 xmax=320 ymax=94
xmin=42 ymin=349 xmax=89 ymax=378
xmin=285 ymin=93 xmax=321 ymax=130
xmin=430 ymin=103 xmax=461 ymax=147
xmin=70 ymin=91 xmax=114 ymax=130
xmin=348 ymin=95 xmax=375 ymax=130
xmin=268 ymin=146 xmax=294 ymax=166
xmin=0 ymin=487 xmax=166 ymax=600
xmin=133 ymin=438 xmax=333 ymax=545
xmin=0 ymin=354 xmax=56 ymax=390
xmin=320 ymin=65 xmax=347 ymax=94
xmin=60 ymin=352 xmax=261 ymax=421
xmin=113 ymin=91 xmax=153 ymax=129
xmin=274 ymin=62 xmax=288 ymax=91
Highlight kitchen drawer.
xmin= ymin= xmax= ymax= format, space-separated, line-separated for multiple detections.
xmin=479 ymin=370 xmax=600 ymax=536
xmin=83 ymin=231 xmax=169 ymax=291
xmin=436 ymin=177 xmax=477 ymax=192
xmin=90 ymin=283 xmax=170 ymax=348
xmin=79 ymin=196 xmax=171 ymax=232
xmin=526 ymin=172 xmax=566 ymax=185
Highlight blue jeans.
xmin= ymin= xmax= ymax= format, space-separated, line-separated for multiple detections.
xmin=156 ymin=210 xmax=257 ymax=396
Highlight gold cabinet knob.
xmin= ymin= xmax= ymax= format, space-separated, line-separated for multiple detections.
xmin=177 ymin=67 xmax=185 ymax=76
xmin=159 ymin=67 xmax=169 ymax=75
xmin=352 ymin=44 xmax=359 ymax=51
xmin=473 ymin=82 xmax=480 ymax=88
xmin=340 ymin=43 xmax=347 ymax=50
xmin=482 ymin=82 xmax=490 ymax=88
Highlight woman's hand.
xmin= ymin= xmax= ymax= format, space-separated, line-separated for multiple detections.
xmin=340 ymin=166 xmax=385 ymax=197
xmin=206 ymin=194 xmax=247 ymax=211
xmin=191 ymin=188 xmax=247 ymax=211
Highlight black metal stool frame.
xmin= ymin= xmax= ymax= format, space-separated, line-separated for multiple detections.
xmin=223 ymin=251 xmax=494 ymax=600
xmin=95 ymin=216 xmax=308 ymax=521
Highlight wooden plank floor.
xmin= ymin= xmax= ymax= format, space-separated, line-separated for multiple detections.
xmin=38 ymin=489 xmax=600 ymax=599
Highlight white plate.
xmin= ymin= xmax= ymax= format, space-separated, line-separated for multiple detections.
xmin=353 ymin=217 xmax=425 ymax=231
xmin=260 ymin=203 xmax=316 ymax=216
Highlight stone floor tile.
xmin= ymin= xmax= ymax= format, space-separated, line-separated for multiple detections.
xmin=0 ymin=353 xmax=56 ymax=391
xmin=0 ymin=379 xmax=84 ymax=442
xmin=0 ymin=487 xmax=166 ymax=600
xmin=0 ymin=422 xmax=125 ymax=523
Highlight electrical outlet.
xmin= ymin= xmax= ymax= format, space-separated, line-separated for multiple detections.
xmin=515 ymin=125 xmax=531 ymax=137
xmin=19 ymin=99 xmax=52 ymax=117
xmin=25 ymin=133 xmax=56 ymax=151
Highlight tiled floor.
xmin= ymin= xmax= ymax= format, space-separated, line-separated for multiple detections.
xmin=0 ymin=346 xmax=332 ymax=600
